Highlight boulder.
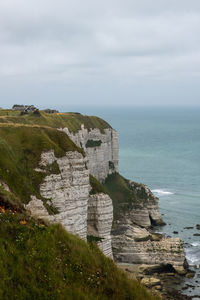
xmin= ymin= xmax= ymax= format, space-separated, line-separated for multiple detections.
xmin=141 ymin=277 xmax=161 ymax=288
xmin=174 ymin=266 xmax=187 ymax=275
xmin=151 ymin=233 xmax=163 ymax=241
xmin=186 ymin=271 xmax=195 ymax=278
xmin=196 ymin=224 xmax=200 ymax=230
xmin=139 ymin=264 xmax=165 ymax=275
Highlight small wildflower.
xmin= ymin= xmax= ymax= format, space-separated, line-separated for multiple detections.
xmin=20 ymin=219 xmax=27 ymax=225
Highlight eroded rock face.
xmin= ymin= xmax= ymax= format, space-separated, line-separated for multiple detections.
xmin=87 ymin=193 xmax=113 ymax=258
xmin=112 ymin=216 xmax=185 ymax=270
xmin=26 ymin=149 xmax=114 ymax=258
xmin=127 ymin=182 xmax=165 ymax=228
xmin=111 ymin=181 xmax=185 ymax=270
xmin=59 ymin=125 xmax=118 ymax=182
xmin=28 ymin=150 xmax=90 ymax=240
xmin=25 ymin=195 xmax=55 ymax=222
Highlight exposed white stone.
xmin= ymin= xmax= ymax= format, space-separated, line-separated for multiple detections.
xmin=0 ymin=181 xmax=10 ymax=192
xmin=58 ymin=125 xmax=118 ymax=182
xmin=39 ymin=149 xmax=56 ymax=167
xmin=87 ymin=193 xmax=113 ymax=258
xmin=25 ymin=195 xmax=55 ymax=222
xmin=33 ymin=150 xmax=90 ymax=240
xmin=30 ymin=148 xmax=114 ymax=257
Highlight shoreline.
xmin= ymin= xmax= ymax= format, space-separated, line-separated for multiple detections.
xmin=118 ymin=263 xmax=196 ymax=299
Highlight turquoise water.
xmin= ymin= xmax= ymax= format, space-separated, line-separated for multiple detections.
xmin=61 ymin=106 xmax=200 ymax=296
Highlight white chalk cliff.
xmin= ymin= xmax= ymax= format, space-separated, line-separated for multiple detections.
xmin=87 ymin=193 xmax=113 ymax=258
xmin=25 ymin=120 xmax=186 ymax=271
xmin=26 ymin=150 xmax=90 ymax=240
xmin=59 ymin=125 xmax=118 ymax=182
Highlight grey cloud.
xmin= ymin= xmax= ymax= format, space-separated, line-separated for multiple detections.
xmin=0 ymin=0 xmax=200 ymax=107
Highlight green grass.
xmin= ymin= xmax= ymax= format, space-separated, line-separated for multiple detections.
xmin=0 ymin=209 xmax=160 ymax=300
xmin=0 ymin=110 xmax=111 ymax=133
xmin=89 ymin=175 xmax=108 ymax=195
xmin=0 ymin=125 xmax=83 ymax=204
xmin=104 ymin=173 xmax=150 ymax=220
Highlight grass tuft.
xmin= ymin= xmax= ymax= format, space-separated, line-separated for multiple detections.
xmin=89 ymin=175 xmax=108 ymax=195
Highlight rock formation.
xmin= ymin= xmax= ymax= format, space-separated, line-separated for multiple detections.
xmin=87 ymin=193 xmax=113 ymax=258
xmin=111 ymin=181 xmax=185 ymax=272
xmin=22 ymin=115 xmax=186 ymax=271
xmin=112 ymin=222 xmax=185 ymax=271
xmin=26 ymin=150 xmax=90 ymax=240
xmin=59 ymin=125 xmax=118 ymax=182
xmin=26 ymin=149 xmax=114 ymax=257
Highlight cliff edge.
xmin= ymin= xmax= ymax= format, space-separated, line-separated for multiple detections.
xmin=0 ymin=109 xmax=186 ymax=274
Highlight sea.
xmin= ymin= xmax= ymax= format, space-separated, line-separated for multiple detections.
xmin=60 ymin=105 xmax=200 ymax=298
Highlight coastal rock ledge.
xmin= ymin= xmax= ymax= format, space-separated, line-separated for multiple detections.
xmin=111 ymin=181 xmax=185 ymax=273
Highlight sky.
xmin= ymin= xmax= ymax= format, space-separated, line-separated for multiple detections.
xmin=1 ymin=0 xmax=200 ymax=109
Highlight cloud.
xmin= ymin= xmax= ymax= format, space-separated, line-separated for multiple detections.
xmin=0 ymin=0 xmax=200 ymax=106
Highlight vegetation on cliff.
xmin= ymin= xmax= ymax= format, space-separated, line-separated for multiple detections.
xmin=89 ymin=175 xmax=108 ymax=195
xmin=0 ymin=200 xmax=159 ymax=300
xmin=0 ymin=110 xmax=111 ymax=133
xmin=104 ymin=173 xmax=152 ymax=219
xmin=0 ymin=125 xmax=83 ymax=205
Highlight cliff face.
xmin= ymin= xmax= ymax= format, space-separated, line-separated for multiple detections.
xmin=25 ymin=149 xmax=114 ymax=257
xmin=104 ymin=174 xmax=185 ymax=271
xmin=124 ymin=181 xmax=165 ymax=228
xmin=58 ymin=122 xmax=185 ymax=272
xmin=26 ymin=150 xmax=90 ymax=240
xmin=0 ymin=111 xmax=186 ymax=271
xmin=59 ymin=125 xmax=118 ymax=182
xmin=112 ymin=219 xmax=185 ymax=271
xmin=87 ymin=193 xmax=113 ymax=258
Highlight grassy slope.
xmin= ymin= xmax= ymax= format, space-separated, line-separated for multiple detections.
xmin=104 ymin=173 xmax=149 ymax=220
xmin=0 ymin=125 xmax=83 ymax=205
xmin=89 ymin=175 xmax=108 ymax=195
xmin=0 ymin=110 xmax=111 ymax=133
xmin=0 ymin=207 xmax=160 ymax=300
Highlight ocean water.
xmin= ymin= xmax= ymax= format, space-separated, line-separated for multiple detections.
xmin=61 ymin=105 xmax=200 ymax=296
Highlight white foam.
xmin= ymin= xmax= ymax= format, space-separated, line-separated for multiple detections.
xmin=191 ymin=242 xmax=200 ymax=247
xmin=185 ymin=243 xmax=200 ymax=265
xmin=186 ymin=254 xmax=200 ymax=265
xmin=152 ymin=189 xmax=174 ymax=196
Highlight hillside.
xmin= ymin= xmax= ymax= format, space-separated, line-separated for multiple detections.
xmin=0 ymin=198 xmax=160 ymax=300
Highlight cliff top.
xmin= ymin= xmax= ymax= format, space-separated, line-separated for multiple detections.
xmin=0 ymin=110 xmax=111 ymax=133
xmin=0 ymin=125 xmax=83 ymax=206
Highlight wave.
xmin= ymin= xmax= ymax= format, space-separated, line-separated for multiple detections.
xmin=152 ymin=189 xmax=174 ymax=196
xmin=191 ymin=242 xmax=200 ymax=247
xmin=185 ymin=242 xmax=200 ymax=265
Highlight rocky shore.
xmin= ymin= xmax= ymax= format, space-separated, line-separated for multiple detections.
xmin=118 ymin=263 xmax=195 ymax=299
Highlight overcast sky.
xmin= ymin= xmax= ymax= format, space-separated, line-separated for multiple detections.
xmin=1 ymin=0 xmax=200 ymax=109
